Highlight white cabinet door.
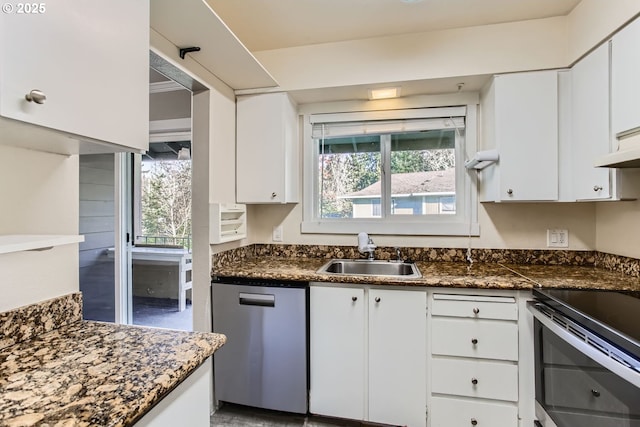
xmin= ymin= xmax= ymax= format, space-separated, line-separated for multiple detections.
xmin=0 ymin=0 xmax=149 ymax=152
xmin=480 ymin=71 xmax=559 ymax=202
xmin=368 ymin=289 xmax=427 ymax=427
xmin=236 ymin=92 xmax=299 ymax=203
xmin=612 ymin=17 xmax=640 ymax=136
xmin=309 ymin=286 xmax=365 ymax=421
xmin=571 ymin=42 xmax=612 ymax=200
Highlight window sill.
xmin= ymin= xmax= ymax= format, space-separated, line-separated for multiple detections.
xmin=300 ymin=220 xmax=479 ymax=236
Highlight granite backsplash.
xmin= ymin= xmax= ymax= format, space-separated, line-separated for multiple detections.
xmin=0 ymin=293 xmax=82 ymax=351
xmin=212 ymin=244 xmax=640 ymax=278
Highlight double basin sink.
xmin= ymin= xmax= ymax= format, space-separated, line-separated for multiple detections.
xmin=317 ymin=259 xmax=421 ymax=279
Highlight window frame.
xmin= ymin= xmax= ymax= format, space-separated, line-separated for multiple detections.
xmin=301 ymin=105 xmax=479 ymax=236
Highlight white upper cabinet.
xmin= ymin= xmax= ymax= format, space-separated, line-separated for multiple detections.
xmin=567 ymin=39 xmax=638 ymax=200
xmin=0 ymin=0 xmax=149 ymax=155
xmin=570 ymin=42 xmax=612 ymax=200
xmin=611 ymin=16 xmax=640 ymax=137
xmin=480 ymin=71 xmax=559 ymax=202
xmin=236 ymin=92 xmax=299 ymax=204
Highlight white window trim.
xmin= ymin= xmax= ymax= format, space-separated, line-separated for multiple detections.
xmin=301 ymin=105 xmax=479 ymax=236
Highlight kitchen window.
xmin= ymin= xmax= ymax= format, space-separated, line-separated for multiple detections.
xmin=301 ymin=106 xmax=479 ymax=236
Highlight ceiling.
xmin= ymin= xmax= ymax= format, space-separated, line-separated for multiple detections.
xmin=205 ymin=0 xmax=581 ymax=52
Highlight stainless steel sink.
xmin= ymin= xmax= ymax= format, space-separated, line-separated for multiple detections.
xmin=316 ymin=259 xmax=421 ymax=279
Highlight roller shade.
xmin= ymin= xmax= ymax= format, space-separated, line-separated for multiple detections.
xmin=312 ymin=117 xmax=465 ymax=139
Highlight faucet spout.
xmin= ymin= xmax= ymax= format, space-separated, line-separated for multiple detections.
xmin=357 ymin=232 xmax=377 ymax=260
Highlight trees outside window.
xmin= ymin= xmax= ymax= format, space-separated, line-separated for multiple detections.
xmin=140 ymin=160 xmax=192 ymax=248
xmin=318 ymin=130 xmax=455 ymax=219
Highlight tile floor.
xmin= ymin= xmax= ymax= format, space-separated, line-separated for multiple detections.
xmin=210 ymin=403 xmax=398 ymax=427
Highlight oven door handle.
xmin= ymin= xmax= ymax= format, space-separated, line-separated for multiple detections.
xmin=528 ymin=301 xmax=640 ymax=389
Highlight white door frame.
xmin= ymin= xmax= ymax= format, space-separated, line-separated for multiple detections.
xmin=114 ymin=152 xmax=133 ymax=324
xmin=114 ymin=50 xmax=211 ymax=329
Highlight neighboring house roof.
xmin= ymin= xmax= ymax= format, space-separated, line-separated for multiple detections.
xmin=342 ymin=169 xmax=455 ymax=199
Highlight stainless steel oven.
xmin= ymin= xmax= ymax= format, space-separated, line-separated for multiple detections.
xmin=529 ymin=289 xmax=640 ymax=427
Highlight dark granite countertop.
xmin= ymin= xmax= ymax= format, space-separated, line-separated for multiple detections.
xmin=214 ymin=257 xmax=640 ymax=292
xmin=0 ymin=294 xmax=226 ymax=427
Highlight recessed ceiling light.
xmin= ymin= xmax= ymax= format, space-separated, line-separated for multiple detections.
xmin=401 ymin=0 xmax=424 ymax=3
xmin=368 ymin=87 xmax=402 ymax=100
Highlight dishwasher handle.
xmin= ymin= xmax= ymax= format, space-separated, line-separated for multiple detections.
xmin=239 ymin=292 xmax=275 ymax=307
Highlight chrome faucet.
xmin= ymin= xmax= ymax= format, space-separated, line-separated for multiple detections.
xmin=357 ymin=232 xmax=377 ymax=260
xmin=394 ymin=247 xmax=402 ymax=262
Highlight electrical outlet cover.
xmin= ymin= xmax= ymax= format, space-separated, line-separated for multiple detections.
xmin=547 ymin=229 xmax=568 ymax=248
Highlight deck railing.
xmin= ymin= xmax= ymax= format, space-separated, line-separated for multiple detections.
xmin=136 ymin=235 xmax=192 ymax=250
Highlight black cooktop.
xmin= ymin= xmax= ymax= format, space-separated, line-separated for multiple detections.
xmin=533 ymin=288 xmax=640 ymax=358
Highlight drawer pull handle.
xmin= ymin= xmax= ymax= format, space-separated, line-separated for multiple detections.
xmin=471 ymin=338 xmax=478 ymax=345
xmin=471 ymin=378 xmax=478 ymax=385
xmin=591 ymin=389 xmax=600 ymax=397
xmin=351 ymin=296 xmax=357 ymax=302
xmin=375 ymin=297 xmax=381 ymax=303
xmin=472 ymin=307 xmax=480 ymax=315
xmin=471 ymin=418 xmax=478 ymax=426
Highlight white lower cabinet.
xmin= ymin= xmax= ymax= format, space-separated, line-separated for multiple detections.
xmin=368 ymin=288 xmax=428 ymax=427
xmin=429 ymin=293 xmax=520 ymax=427
xmin=135 ymin=361 xmax=211 ymax=427
xmin=309 ymin=286 xmax=366 ymax=421
xmin=310 ymin=285 xmax=427 ymax=427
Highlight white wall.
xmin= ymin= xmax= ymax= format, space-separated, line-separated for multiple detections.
xmin=0 ymin=145 xmax=79 ymax=311
xmin=255 ymin=2 xmax=640 ymax=93
xmin=596 ymin=199 xmax=640 ymax=258
xmin=244 ymin=3 xmax=640 ymax=254
xmin=567 ymin=0 xmax=640 ymax=63
xmin=248 ymin=198 xmax=596 ymax=251
xmin=255 ymin=17 xmax=568 ymax=92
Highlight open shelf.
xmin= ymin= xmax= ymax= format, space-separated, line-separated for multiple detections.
xmin=0 ymin=234 xmax=85 ymax=255
xmin=210 ymin=203 xmax=247 ymax=244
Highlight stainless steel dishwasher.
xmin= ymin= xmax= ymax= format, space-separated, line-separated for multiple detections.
xmin=212 ymin=277 xmax=308 ymax=414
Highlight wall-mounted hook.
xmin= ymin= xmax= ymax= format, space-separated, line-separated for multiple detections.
xmin=179 ymin=46 xmax=201 ymax=59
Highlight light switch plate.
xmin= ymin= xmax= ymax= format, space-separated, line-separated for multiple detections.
xmin=272 ymin=225 xmax=283 ymax=242
xmin=547 ymin=229 xmax=568 ymax=248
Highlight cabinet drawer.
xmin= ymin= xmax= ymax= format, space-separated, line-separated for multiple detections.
xmin=430 ymin=396 xmax=518 ymax=427
xmin=431 ymin=318 xmax=518 ymax=361
xmin=432 ymin=358 xmax=518 ymax=402
xmin=432 ymin=294 xmax=517 ymax=321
